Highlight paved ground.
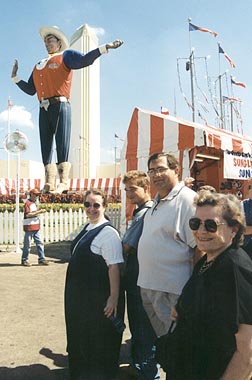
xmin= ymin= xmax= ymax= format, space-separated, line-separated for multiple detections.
xmin=0 ymin=242 xmax=165 ymax=380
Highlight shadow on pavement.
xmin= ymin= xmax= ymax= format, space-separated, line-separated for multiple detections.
xmin=40 ymin=347 xmax=68 ymax=368
xmin=0 ymin=365 xmax=68 ymax=380
xmin=0 ymin=263 xmax=22 ymax=267
xmin=0 ymin=347 xmax=69 ymax=380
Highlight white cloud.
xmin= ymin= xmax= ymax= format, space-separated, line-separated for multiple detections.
xmin=0 ymin=105 xmax=35 ymax=129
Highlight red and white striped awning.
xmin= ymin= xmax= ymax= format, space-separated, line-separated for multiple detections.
xmin=120 ymin=107 xmax=252 ymax=233
xmin=121 ymin=107 xmax=252 ymax=175
xmin=0 ymin=178 xmax=121 ymax=196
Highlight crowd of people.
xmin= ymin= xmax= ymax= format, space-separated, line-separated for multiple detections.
xmin=20 ymin=151 xmax=252 ymax=380
xmin=62 ymin=151 xmax=252 ymax=380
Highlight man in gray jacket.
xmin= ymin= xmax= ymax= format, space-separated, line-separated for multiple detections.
xmin=122 ymin=170 xmax=160 ymax=380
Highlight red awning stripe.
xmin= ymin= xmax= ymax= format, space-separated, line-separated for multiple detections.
xmin=125 ymin=108 xmax=138 ymax=171
xmin=149 ymin=114 xmax=164 ymax=155
xmin=178 ymin=123 xmax=196 ymax=151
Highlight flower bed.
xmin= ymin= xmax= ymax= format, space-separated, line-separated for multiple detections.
xmin=0 ymin=191 xmax=121 ymax=210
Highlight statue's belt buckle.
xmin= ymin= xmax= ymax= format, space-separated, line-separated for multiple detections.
xmin=40 ymin=99 xmax=50 ymax=111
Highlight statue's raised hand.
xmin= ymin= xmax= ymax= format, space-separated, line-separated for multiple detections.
xmin=106 ymin=40 xmax=124 ymax=50
xmin=11 ymin=59 xmax=19 ymax=78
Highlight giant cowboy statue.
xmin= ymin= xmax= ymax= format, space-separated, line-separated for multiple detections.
xmin=11 ymin=26 xmax=123 ymax=193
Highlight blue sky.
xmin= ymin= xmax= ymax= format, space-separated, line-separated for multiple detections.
xmin=1 ymin=0 xmax=252 ymax=164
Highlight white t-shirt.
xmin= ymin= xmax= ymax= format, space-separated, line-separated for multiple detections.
xmin=86 ymin=221 xmax=124 ymax=266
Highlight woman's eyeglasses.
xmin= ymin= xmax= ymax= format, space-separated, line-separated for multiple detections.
xmin=189 ymin=217 xmax=226 ymax=233
xmin=84 ymin=201 xmax=101 ymax=209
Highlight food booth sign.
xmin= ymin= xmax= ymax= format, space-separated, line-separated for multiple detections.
xmin=224 ymin=151 xmax=252 ymax=180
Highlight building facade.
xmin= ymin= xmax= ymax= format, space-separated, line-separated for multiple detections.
xmin=69 ymin=24 xmax=100 ymax=178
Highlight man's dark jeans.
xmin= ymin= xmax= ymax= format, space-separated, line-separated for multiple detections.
xmin=124 ymin=253 xmax=158 ymax=380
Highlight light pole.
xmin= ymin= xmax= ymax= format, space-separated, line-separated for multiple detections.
xmin=7 ymin=97 xmax=13 ymax=178
xmin=114 ymin=145 xmax=117 ymax=178
xmin=3 ymin=131 xmax=28 ymax=253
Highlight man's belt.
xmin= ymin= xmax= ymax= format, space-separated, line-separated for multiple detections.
xmin=40 ymin=96 xmax=69 ymax=111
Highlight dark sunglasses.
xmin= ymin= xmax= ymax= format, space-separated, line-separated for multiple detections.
xmin=189 ymin=217 xmax=226 ymax=233
xmin=84 ymin=201 xmax=101 ymax=209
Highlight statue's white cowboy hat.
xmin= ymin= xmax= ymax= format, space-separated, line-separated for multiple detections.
xmin=39 ymin=26 xmax=69 ymax=52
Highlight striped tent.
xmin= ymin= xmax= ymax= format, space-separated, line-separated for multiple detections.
xmin=121 ymin=107 xmax=252 ymax=175
xmin=0 ymin=177 xmax=121 ymax=197
xmin=120 ymin=107 xmax=252 ymax=232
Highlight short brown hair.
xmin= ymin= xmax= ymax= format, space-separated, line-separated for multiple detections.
xmin=84 ymin=189 xmax=108 ymax=207
xmin=122 ymin=170 xmax=150 ymax=188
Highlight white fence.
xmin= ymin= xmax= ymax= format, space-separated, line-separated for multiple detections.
xmin=0 ymin=207 xmax=121 ymax=245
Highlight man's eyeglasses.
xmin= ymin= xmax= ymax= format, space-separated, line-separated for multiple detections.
xmin=189 ymin=217 xmax=226 ymax=233
xmin=147 ymin=167 xmax=169 ymax=176
xmin=84 ymin=201 xmax=101 ymax=209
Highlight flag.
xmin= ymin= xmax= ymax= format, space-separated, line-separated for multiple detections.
xmin=218 ymin=43 xmax=235 ymax=68
xmin=114 ymin=133 xmax=124 ymax=142
xmin=223 ymin=96 xmax=242 ymax=103
xmin=189 ymin=22 xmax=218 ymax=38
xmin=231 ymin=76 xmax=246 ymax=88
xmin=161 ymin=106 xmax=169 ymax=115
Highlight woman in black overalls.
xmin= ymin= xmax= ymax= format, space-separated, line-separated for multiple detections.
xmin=65 ymin=189 xmax=124 ymax=380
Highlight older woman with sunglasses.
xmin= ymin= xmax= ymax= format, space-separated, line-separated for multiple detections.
xmin=162 ymin=191 xmax=252 ymax=380
xmin=64 ymin=189 xmax=124 ymax=380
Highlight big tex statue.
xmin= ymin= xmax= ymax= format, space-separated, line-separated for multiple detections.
xmin=11 ymin=26 xmax=123 ymax=193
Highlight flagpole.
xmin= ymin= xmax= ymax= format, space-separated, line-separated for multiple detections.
xmin=218 ymin=74 xmax=224 ymax=129
xmin=230 ymin=77 xmax=234 ymax=132
xmin=217 ymin=43 xmax=224 ymax=129
xmin=188 ymin=18 xmax=195 ymax=122
xmin=239 ymin=103 xmax=244 ymax=135
xmin=230 ymin=101 xmax=234 ymax=132
xmin=114 ymin=134 xmax=117 ymax=179
xmin=173 ymin=88 xmax=177 ymax=117
xmin=7 ymin=97 xmax=12 ymax=178
xmin=190 ymin=50 xmax=196 ymax=122
xmin=218 ymin=42 xmax=221 ymax=76
xmin=188 ymin=17 xmax=192 ymax=54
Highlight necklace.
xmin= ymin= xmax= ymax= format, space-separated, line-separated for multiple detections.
xmin=198 ymin=259 xmax=215 ymax=274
